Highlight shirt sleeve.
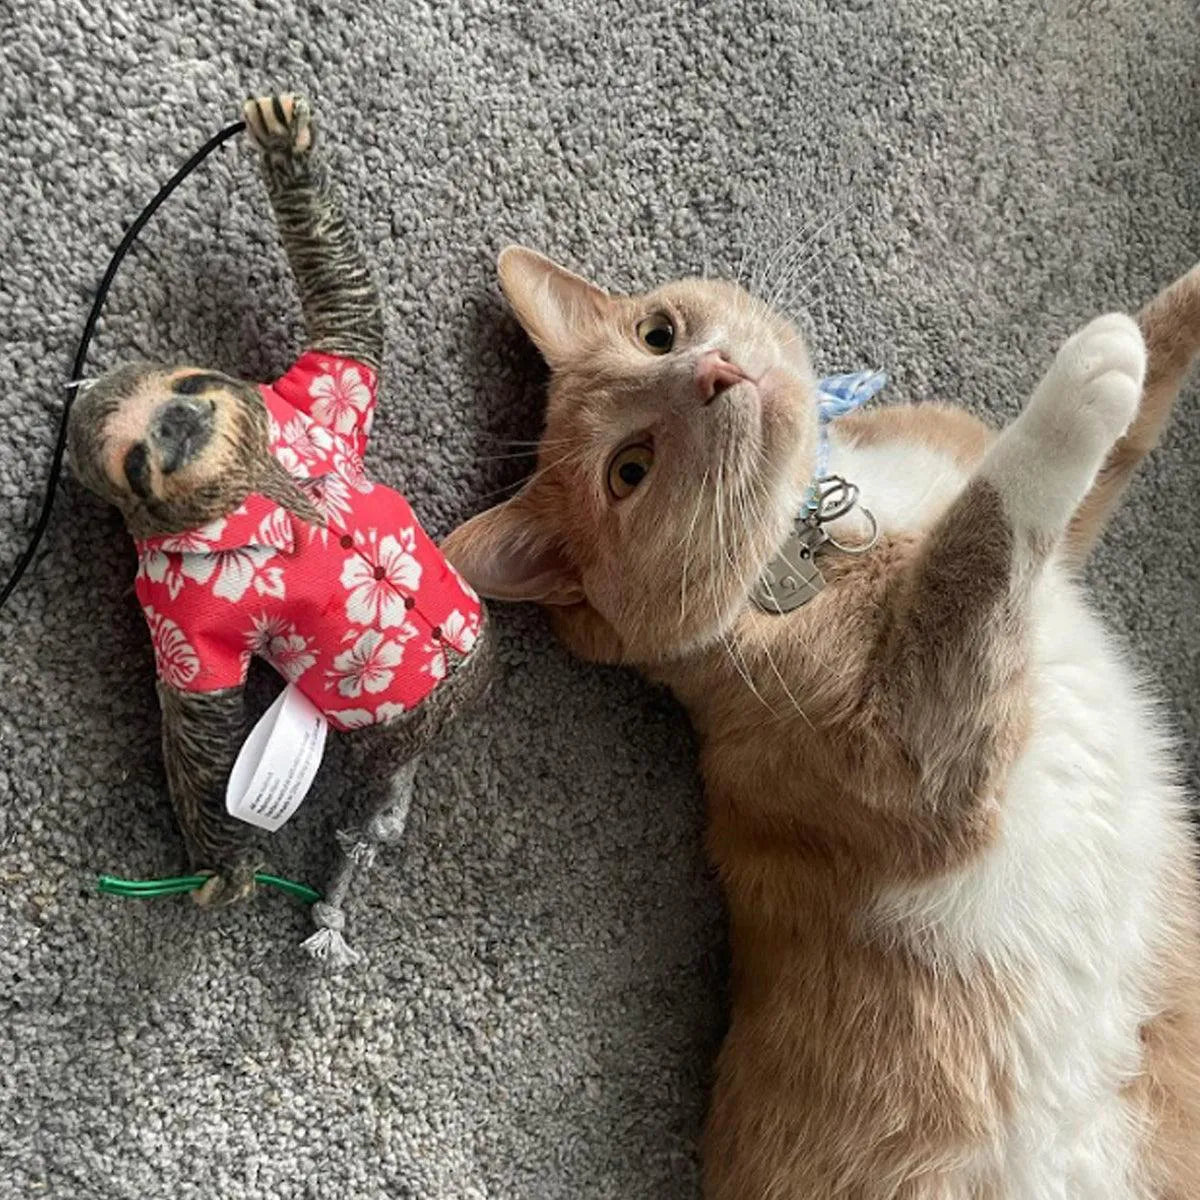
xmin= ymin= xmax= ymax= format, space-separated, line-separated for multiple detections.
xmin=270 ymin=350 xmax=379 ymax=458
xmin=137 ymin=580 xmax=250 ymax=695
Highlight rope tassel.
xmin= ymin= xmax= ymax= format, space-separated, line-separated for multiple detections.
xmin=301 ymin=901 xmax=362 ymax=968
xmin=300 ymin=756 xmax=419 ymax=970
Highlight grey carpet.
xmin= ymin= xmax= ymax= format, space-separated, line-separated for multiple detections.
xmin=1 ymin=1 xmax=1197 ymax=1196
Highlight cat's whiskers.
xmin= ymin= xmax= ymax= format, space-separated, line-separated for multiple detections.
xmin=473 ymin=450 xmax=553 ymax=463
xmin=742 ymin=199 xmax=841 ymax=311
xmin=718 ymin=625 xmax=779 ymax=719
xmin=705 ymin=440 xmax=800 ymax=724
xmin=717 ymin=465 xmax=783 ymax=722
xmin=678 ymin=467 xmax=712 ymax=629
xmin=747 ymin=200 xmax=809 ymax=297
xmin=734 ymin=243 xmax=751 ymax=291
xmin=482 ymin=436 xmax=575 ymax=451
xmin=733 ymin=450 xmax=821 ymax=732
xmin=762 ymin=202 xmax=853 ymax=314
xmin=777 ymin=248 xmax=850 ymax=321
xmin=757 ymin=635 xmax=815 ymax=731
xmin=774 ymin=328 xmax=816 ymax=355
xmin=714 ymin=455 xmax=735 ymax=573
xmin=470 ymin=445 xmax=587 ymax=504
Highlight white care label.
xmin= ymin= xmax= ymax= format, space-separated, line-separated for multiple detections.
xmin=226 ymin=684 xmax=329 ymax=831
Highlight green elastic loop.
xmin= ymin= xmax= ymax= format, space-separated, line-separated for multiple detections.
xmin=254 ymin=874 xmax=322 ymax=904
xmin=97 ymin=872 xmax=321 ymax=905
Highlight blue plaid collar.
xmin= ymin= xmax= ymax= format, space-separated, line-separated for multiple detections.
xmin=803 ymin=369 xmax=888 ymax=515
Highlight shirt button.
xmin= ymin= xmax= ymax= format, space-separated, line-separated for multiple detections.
xmin=404 ymin=595 xmax=415 ymax=610
xmin=339 ymin=534 xmax=353 ymax=549
xmin=431 ymin=626 xmax=442 ymax=641
xmin=373 ymin=565 xmax=386 ymax=580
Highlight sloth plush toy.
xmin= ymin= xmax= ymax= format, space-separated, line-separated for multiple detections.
xmin=67 ymin=95 xmax=492 ymax=965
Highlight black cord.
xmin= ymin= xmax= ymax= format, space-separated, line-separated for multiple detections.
xmin=0 ymin=119 xmax=247 ymax=613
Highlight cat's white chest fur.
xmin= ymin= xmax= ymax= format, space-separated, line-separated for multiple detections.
xmin=827 ymin=429 xmax=1182 ymax=1198
xmin=825 ymin=429 xmax=971 ymax=538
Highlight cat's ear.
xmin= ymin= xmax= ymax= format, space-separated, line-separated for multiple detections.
xmin=497 ymin=246 xmax=612 ymax=367
xmin=442 ymin=489 xmax=584 ymax=606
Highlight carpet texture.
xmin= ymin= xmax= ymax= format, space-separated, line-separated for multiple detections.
xmin=1 ymin=1 xmax=1197 ymax=1196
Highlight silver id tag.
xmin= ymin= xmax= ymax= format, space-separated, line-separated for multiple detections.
xmin=749 ymin=523 xmax=828 ymax=614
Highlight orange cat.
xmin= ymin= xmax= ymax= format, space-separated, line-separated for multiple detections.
xmin=445 ymin=248 xmax=1200 ymax=1198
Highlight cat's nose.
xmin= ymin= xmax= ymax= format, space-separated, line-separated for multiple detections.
xmin=695 ymin=350 xmax=749 ymax=404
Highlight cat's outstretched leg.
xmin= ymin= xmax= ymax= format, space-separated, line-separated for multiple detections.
xmin=242 ymin=94 xmax=383 ymax=369
xmin=979 ymin=313 xmax=1144 ymax=573
xmin=1068 ymin=262 xmax=1200 ymax=565
xmin=865 ymin=315 xmax=1144 ymax=830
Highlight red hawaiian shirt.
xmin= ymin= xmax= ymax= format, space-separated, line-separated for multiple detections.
xmin=134 ymin=352 xmax=482 ymax=733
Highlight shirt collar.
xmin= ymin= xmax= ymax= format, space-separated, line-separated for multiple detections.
xmin=137 ymin=491 xmax=297 ymax=557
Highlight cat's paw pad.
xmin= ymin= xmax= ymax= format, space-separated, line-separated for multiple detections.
xmin=1029 ymin=313 xmax=1144 ymax=453
xmin=243 ymin=94 xmax=313 ymax=156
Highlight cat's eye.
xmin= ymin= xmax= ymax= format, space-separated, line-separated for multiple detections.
xmin=636 ymin=313 xmax=674 ymax=355
xmin=607 ymin=443 xmax=655 ymax=499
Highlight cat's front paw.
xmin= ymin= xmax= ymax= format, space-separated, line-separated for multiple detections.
xmin=242 ymin=93 xmax=313 ymax=157
xmin=1024 ymin=313 xmax=1144 ymax=460
xmin=982 ymin=314 xmax=1145 ymax=546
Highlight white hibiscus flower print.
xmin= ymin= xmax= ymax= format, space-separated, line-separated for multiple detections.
xmin=178 ymin=554 xmax=219 ymax=590
xmin=449 ymin=564 xmax=480 ymax=605
xmin=439 ymin=609 xmax=480 ymax=655
xmin=253 ymin=506 xmax=295 ymax=552
xmin=308 ymin=364 xmax=373 ymax=436
xmin=211 ymin=545 xmax=284 ymax=603
xmin=192 ymin=513 xmax=233 ymax=541
xmin=281 ymin=415 xmax=323 ymax=461
xmin=299 ymin=471 xmax=353 ymax=530
xmin=272 ymin=415 xmax=332 ymax=479
xmin=275 ymin=443 xmax=305 ymax=477
xmin=420 ymin=611 xmax=479 ymax=683
xmin=244 ymin=612 xmax=290 ymax=655
xmin=265 ymin=632 xmax=316 ymax=682
xmin=244 ymin=613 xmax=317 ymax=682
xmin=331 ymin=701 xmax=407 ymax=729
xmin=138 ymin=548 xmax=184 ymax=600
xmin=144 ymin=607 xmax=199 ymax=688
xmin=255 ymin=508 xmax=294 ymax=552
xmin=137 ymin=521 xmax=228 ymax=600
xmin=268 ymin=415 xmax=297 ymax=473
xmin=163 ymin=520 xmax=227 ymax=552
xmin=334 ymin=448 xmax=374 ymax=494
xmin=327 ymin=708 xmax=375 ymax=730
xmin=326 ymin=629 xmax=405 ymax=699
xmin=340 ymin=529 xmax=422 ymax=627
xmin=420 ymin=642 xmax=448 ymax=683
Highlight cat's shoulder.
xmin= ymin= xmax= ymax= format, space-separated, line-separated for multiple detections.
xmin=836 ymin=400 xmax=997 ymax=469
xmin=827 ymin=401 xmax=993 ymax=538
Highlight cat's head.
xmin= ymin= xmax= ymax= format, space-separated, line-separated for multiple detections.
xmin=444 ymin=247 xmax=820 ymax=664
